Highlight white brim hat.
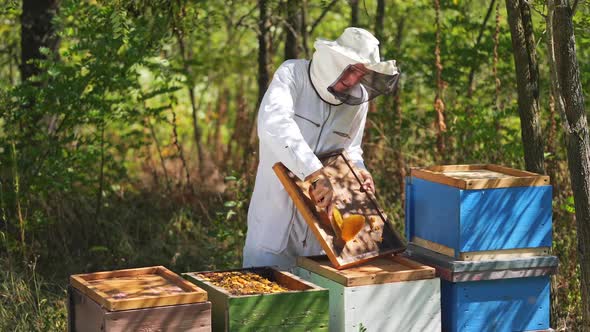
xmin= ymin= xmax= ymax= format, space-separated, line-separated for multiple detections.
xmin=310 ymin=27 xmax=399 ymax=105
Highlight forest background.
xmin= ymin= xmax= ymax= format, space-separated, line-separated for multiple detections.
xmin=0 ymin=0 xmax=589 ymax=330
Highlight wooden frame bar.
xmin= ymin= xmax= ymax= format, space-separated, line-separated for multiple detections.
xmin=413 ymin=236 xmax=550 ymax=261
xmin=410 ymin=164 xmax=550 ymax=189
xmin=273 ymin=150 xmax=406 ymax=270
xmin=297 ymin=255 xmax=435 ymax=287
xmin=70 ymin=266 xmax=207 ymax=311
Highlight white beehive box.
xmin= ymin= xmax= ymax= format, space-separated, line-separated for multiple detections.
xmin=294 ymin=255 xmax=441 ymax=332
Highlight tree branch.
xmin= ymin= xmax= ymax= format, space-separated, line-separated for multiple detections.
xmin=571 ymin=0 xmax=579 ymax=14
xmin=467 ymin=0 xmax=496 ymax=96
xmin=309 ymin=0 xmax=339 ymax=35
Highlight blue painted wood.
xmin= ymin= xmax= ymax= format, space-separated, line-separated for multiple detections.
xmin=406 ymin=177 xmax=552 ymax=257
xmin=405 ymin=177 xmax=413 ymax=241
xmin=441 ymin=276 xmax=551 ymax=332
xmin=408 ymin=178 xmax=462 ymax=254
xmin=459 ymin=186 xmax=552 ymax=252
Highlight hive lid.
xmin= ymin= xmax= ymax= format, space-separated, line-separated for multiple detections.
xmin=273 ymin=150 xmax=407 ymax=270
xmin=297 ymin=255 xmax=435 ymax=287
xmin=70 ymin=266 xmax=208 ymax=311
xmin=404 ymin=244 xmax=559 ymax=282
xmin=410 ymin=164 xmax=550 ymax=189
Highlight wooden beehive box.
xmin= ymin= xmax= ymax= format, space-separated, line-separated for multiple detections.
xmin=294 ymin=255 xmax=441 ymax=332
xmin=405 ymin=244 xmax=557 ymax=332
xmin=273 ymin=150 xmax=406 ymax=270
xmin=406 ymin=164 xmax=552 ymax=260
xmin=68 ymin=266 xmax=211 ymax=332
xmin=184 ymin=267 xmax=329 ymax=331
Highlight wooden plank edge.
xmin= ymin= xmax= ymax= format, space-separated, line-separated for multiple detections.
xmin=459 ymin=247 xmax=551 ymax=261
xmin=273 ymin=268 xmax=327 ymax=292
xmin=392 ymin=255 xmax=436 ymax=273
xmin=410 ymin=168 xmax=467 ymax=189
xmin=156 ymin=266 xmax=208 ymax=298
xmin=71 ymin=268 xmax=208 ymax=311
xmin=464 ymin=177 xmax=551 ymax=189
xmin=422 ymin=164 xmax=490 ymax=172
xmin=70 ymin=266 xmax=160 ymax=282
xmin=296 ymin=256 xmax=349 ymax=286
xmin=413 ymin=237 xmax=456 ymax=258
xmin=411 ymin=164 xmax=550 ymax=189
xmin=297 ymin=253 xmax=435 ymax=287
xmin=272 ymin=162 xmax=344 ymax=269
xmin=450 ymin=266 xmax=558 ymax=283
xmin=335 ymin=248 xmax=403 ymax=274
xmin=109 ymin=292 xmax=208 ymax=311
xmin=70 ymin=275 xmax=114 ymax=311
xmin=486 ymin=164 xmax=546 ymax=178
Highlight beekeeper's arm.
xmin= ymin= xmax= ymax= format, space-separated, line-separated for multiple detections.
xmin=258 ymin=61 xmax=324 ymax=181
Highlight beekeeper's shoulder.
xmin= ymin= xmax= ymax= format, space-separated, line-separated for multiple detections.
xmin=274 ymin=59 xmax=309 ymax=81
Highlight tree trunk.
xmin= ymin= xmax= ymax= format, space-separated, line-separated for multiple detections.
xmin=284 ymin=0 xmax=300 ymax=60
xmin=547 ymin=0 xmax=590 ymax=328
xmin=505 ymin=0 xmax=545 ymax=174
xmin=350 ymin=0 xmax=359 ymax=26
xmin=173 ymin=1 xmax=205 ymax=178
xmin=301 ymin=0 xmax=310 ymax=58
xmin=20 ymin=0 xmax=59 ymax=82
xmin=258 ymin=0 xmax=270 ymax=105
xmin=215 ymin=89 xmax=229 ymax=165
xmin=375 ymin=0 xmax=385 ymax=55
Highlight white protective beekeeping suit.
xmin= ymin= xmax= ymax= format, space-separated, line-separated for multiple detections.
xmin=243 ymin=27 xmax=399 ymax=269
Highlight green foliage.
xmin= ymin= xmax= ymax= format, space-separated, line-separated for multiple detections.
xmin=0 ymin=0 xmax=588 ymax=330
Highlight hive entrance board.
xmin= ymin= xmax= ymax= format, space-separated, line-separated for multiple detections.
xmin=273 ymin=151 xmax=406 ymax=269
xmin=411 ymin=164 xmax=550 ymax=189
xmin=70 ymin=266 xmax=207 ymax=311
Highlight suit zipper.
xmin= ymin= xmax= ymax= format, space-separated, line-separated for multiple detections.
xmin=294 ymin=114 xmax=320 ymax=127
xmin=303 ymin=105 xmax=332 ymax=248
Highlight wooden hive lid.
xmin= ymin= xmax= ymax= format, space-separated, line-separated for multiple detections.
xmin=297 ymin=255 xmax=435 ymax=287
xmin=410 ymin=164 xmax=550 ymax=189
xmin=70 ymin=266 xmax=208 ymax=311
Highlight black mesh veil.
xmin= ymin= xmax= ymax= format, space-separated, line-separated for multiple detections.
xmin=327 ymin=62 xmax=400 ymax=105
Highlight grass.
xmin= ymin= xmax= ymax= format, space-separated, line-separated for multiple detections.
xmin=0 ymin=258 xmax=67 ymax=332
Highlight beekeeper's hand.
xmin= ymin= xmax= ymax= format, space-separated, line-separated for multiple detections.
xmin=359 ymin=169 xmax=375 ymax=194
xmin=307 ymin=171 xmax=334 ymax=210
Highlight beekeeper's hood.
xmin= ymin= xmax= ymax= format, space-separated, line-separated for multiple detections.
xmin=310 ymin=27 xmax=400 ymax=105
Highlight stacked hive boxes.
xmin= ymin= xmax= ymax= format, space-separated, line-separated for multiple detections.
xmin=68 ymin=266 xmax=211 ymax=331
xmin=184 ymin=267 xmax=329 ymax=331
xmin=405 ymin=165 xmax=558 ymax=332
xmin=294 ymin=255 xmax=442 ymax=332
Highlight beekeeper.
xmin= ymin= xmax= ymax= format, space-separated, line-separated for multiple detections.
xmin=243 ymin=27 xmax=399 ymax=269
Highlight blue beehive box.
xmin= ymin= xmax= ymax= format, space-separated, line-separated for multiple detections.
xmin=405 ymin=164 xmax=552 ymax=260
xmin=405 ymin=244 xmax=557 ymax=332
